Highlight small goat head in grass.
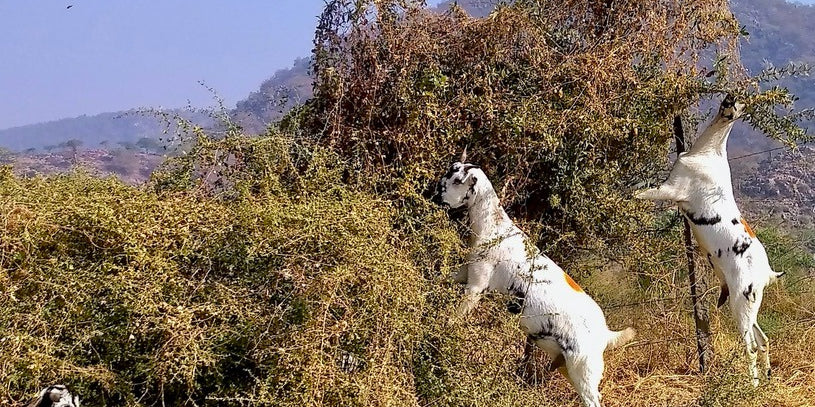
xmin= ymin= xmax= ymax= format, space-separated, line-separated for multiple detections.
xmin=28 ymin=385 xmax=80 ymax=407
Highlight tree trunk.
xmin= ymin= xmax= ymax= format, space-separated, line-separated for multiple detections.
xmin=674 ymin=115 xmax=713 ymax=373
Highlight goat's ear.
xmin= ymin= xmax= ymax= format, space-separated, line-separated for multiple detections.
xmin=462 ymin=170 xmax=478 ymax=187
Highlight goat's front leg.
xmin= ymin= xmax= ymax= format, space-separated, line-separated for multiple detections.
xmin=635 ymin=184 xmax=684 ymax=202
xmin=456 ymin=261 xmax=493 ymax=317
xmin=517 ymin=336 xmax=538 ymax=385
xmin=451 ymin=263 xmax=469 ymax=284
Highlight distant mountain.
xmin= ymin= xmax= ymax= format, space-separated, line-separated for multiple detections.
xmin=232 ymin=57 xmax=312 ymax=134
xmin=0 ymin=109 xmax=212 ymax=153
xmin=725 ymin=0 xmax=815 ymax=151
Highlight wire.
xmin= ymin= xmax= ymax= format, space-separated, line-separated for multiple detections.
xmin=729 ymin=146 xmax=788 ymax=161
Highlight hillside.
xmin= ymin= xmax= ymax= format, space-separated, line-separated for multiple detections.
xmin=0 ymin=109 xmax=211 ymax=153
xmin=12 ymin=149 xmax=165 ymax=185
xmin=737 ymin=145 xmax=815 ymax=226
xmin=232 ymin=57 xmax=312 ymax=134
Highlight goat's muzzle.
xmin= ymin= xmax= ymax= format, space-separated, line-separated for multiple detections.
xmin=429 ymin=182 xmax=445 ymax=206
xmin=431 ymin=191 xmax=444 ymax=206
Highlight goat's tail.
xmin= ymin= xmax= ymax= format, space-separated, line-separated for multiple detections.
xmin=770 ymin=270 xmax=786 ymax=283
xmin=607 ymin=327 xmax=636 ymax=350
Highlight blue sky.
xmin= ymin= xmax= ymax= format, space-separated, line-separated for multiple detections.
xmin=0 ymin=1 xmax=329 ymax=129
xmin=0 ymin=0 xmax=808 ymax=130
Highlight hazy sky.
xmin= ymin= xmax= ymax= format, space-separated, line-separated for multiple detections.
xmin=0 ymin=1 xmax=809 ymax=130
xmin=0 ymin=1 xmax=329 ymax=129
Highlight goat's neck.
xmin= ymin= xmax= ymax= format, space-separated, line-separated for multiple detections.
xmin=687 ymin=117 xmax=735 ymax=157
xmin=467 ymin=190 xmax=512 ymax=243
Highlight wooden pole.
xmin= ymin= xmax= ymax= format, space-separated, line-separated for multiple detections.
xmin=674 ymin=115 xmax=712 ymax=373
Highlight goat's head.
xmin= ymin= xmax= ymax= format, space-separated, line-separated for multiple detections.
xmin=431 ymin=160 xmax=483 ymax=210
xmin=29 ymin=385 xmax=80 ymax=407
xmin=719 ymin=94 xmax=745 ymax=121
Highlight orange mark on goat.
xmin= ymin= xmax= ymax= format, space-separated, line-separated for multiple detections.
xmin=741 ymin=218 xmax=756 ymax=238
xmin=564 ymin=272 xmax=584 ymax=293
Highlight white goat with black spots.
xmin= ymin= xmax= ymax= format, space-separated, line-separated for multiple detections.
xmin=432 ymin=153 xmax=635 ymax=407
xmin=28 ymin=385 xmax=80 ymax=407
xmin=636 ymin=96 xmax=784 ymax=385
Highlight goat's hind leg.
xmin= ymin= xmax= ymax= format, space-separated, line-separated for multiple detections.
xmin=745 ymin=289 xmax=771 ymax=382
xmin=752 ymin=323 xmax=771 ymax=380
xmin=731 ymin=295 xmax=761 ymax=386
xmin=565 ymin=353 xmax=604 ymax=407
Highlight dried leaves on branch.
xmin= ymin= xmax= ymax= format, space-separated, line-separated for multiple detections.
xmin=306 ymin=0 xmax=745 ymax=258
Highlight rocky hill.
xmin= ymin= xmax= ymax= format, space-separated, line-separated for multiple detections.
xmin=232 ymin=57 xmax=312 ymax=134
xmin=737 ymin=145 xmax=815 ymax=226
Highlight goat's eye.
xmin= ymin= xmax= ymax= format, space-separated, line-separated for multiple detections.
xmin=452 ymin=178 xmax=462 ymax=185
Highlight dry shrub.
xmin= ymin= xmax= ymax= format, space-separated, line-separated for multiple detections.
xmin=304 ymin=0 xmax=744 ymax=260
xmin=2 ymin=131 xmax=815 ymax=406
xmin=0 ymin=140 xmax=462 ymax=406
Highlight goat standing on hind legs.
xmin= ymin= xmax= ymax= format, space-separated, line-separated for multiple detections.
xmin=432 ymin=151 xmax=635 ymax=407
xmin=636 ymin=96 xmax=784 ymax=386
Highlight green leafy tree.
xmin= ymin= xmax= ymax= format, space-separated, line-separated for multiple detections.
xmin=136 ymin=137 xmax=162 ymax=154
xmin=117 ymin=141 xmax=137 ymax=151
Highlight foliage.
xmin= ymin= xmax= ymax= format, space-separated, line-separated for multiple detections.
xmin=738 ymin=63 xmax=815 ymax=147
xmin=304 ymin=0 xmax=748 ymax=260
xmin=4 ymin=149 xmax=815 ymax=405
xmin=4 ymin=109 xmax=815 ymax=407
xmin=0 ymin=141 xmax=463 ymax=405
